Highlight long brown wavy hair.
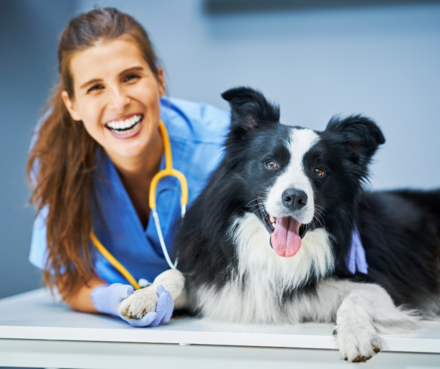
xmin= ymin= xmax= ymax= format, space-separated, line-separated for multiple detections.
xmin=27 ymin=8 xmax=160 ymax=297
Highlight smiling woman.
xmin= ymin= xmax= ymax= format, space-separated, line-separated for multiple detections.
xmin=62 ymin=40 xmax=165 ymax=162
xmin=27 ymin=8 xmax=229 ymax=327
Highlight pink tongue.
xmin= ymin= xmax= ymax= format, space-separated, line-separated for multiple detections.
xmin=270 ymin=217 xmax=302 ymax=258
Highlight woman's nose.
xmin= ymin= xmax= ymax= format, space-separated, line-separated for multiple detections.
xmin=108 ymin=87 xmax=130 ymax=111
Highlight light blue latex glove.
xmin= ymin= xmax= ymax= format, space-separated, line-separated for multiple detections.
xmin=91 ymin=283 xmax=174 ymax=327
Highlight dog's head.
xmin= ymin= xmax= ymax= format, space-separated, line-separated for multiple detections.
xmin=222 ymin=87 xmax=385 ymax=258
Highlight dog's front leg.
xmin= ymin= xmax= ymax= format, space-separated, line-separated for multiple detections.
xmin=153 ymin=268 xmax=188 ymax=309
xmin=118 ymin=269 xmax=186 ymax=319
xmin=334 ymin=283 xmax=419 ymax=363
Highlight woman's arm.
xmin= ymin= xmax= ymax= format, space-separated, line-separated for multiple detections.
xmin=57 ymin=276 xmax=107 ymax=313
xmin=57 ymin=274 xmax=174 ymax=327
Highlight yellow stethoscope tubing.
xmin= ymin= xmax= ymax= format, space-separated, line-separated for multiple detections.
xmin=149 ymin=121 xmax=188 ymax=208
xmin=90 ymin=231 xmax=141 ymax=290
xmin=89 ymin=120 xmax=188 ymax=290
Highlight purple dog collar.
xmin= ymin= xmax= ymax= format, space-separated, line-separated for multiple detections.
xmin=345 ymin=226 xmax=368 ymax=274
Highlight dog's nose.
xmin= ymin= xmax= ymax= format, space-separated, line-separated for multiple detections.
xmin=282 ymin=188 xmax=307 ymax=211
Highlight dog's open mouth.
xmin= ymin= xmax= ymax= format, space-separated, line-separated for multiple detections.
xmin=257 ymin=200 xmax=309 ymax=258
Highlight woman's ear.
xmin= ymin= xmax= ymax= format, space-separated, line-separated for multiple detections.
xmin=61 ymin=91 xmax=82 ymax=121
xmin=156 ymin=67 xmax=166 ymax=97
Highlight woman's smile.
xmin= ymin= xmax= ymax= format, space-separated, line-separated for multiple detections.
xmin=105 ymin=113 xmax=144 ymax=139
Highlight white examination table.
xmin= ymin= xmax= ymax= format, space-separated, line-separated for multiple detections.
xmin=0 ymin=289 xmax=439 ymax=368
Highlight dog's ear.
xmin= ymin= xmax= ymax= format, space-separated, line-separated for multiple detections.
xmin=326 ymin=115 xmax=385 ymax=165
xmin=221 ymin=87 xmax=280 ymax=132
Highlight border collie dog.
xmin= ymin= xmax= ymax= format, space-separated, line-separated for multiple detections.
xmin=119 ymin=87 xmax=440 ymax=362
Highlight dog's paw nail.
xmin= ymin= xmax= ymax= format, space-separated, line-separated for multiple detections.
xmin=352 ymin=355 xmax=369 ymax=363
xmin=333 ymin=328 xmax=337 ymax=336
xmin=373 ymin=346 xmax=381 ymax=353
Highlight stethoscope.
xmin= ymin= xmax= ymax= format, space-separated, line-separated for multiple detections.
xmin=90 ymin=120 xmax=188 ymax=290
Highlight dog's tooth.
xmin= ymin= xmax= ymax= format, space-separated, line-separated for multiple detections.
xmin=270 ymin=216 xmax=275 ymax=223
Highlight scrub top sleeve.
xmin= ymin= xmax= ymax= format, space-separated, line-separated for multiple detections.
xmin=166 ymin=97 xmax=230 ymax=142
xmin=29 ymin=204 xmax=49 ymax=270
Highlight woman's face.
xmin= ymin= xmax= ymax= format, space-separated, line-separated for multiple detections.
xmin=62 ymin=38 xmax=165 ymax=160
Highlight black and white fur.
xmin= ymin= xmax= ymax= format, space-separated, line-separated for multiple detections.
xmin=119 ymin=87 xmax=440 ymax=363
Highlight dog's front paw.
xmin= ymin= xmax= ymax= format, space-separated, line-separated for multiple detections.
xmin=334 ymin=323 xmax=381 ymax=363
xmin=118 ymin=287 xmax=158 ymax=319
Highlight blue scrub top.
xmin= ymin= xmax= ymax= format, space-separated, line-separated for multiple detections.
xmin=29 ymin=97 xmax=230 ymax=285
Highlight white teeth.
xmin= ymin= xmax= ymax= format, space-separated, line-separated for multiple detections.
xmin=110 ymin=121 xmax=141 ymax=135
xmin=270 ymin=216 xmax=276 ymax=223
xmin=107 ymin=115 xmax=141 ymax=130
xmin=128 ymin=116 xmax=136 ymax=127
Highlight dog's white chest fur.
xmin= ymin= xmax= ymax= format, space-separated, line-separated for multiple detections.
xmin=194 ymin=213 xmax=335 ymax=324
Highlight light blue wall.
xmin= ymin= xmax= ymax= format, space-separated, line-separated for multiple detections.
xmin=1 ymin=0 xmax=439 ymax=298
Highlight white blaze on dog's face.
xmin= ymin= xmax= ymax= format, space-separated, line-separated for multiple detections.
xmin=261 ymin=127 xmax=320 ymax=258
xmin=265 ymin=128 xmax=319 ymax=224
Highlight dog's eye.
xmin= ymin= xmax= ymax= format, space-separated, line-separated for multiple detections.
xmin=265 ymin=161 xmax=277 ymax=169
xmin=315 ymin=168 xmax=326 ymax=177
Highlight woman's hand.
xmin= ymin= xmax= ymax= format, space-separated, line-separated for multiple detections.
xmin=91 ymin=283 xmax=174 ymax=327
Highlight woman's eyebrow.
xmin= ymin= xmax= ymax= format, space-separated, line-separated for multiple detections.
xmin=119 ymin=66 xmax=144 ymax=75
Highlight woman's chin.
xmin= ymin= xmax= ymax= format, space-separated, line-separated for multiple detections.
xmin=106 ymin=142 xmax=150 ymax=160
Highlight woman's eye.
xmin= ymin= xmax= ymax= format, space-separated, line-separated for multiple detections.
xmin=315 ymin=168 xmax=326 ymax=177
xmin=87 ymin=84 xmax=104 ymax=93
xmin=124 ymin=74 xmax=140 ymax=82
xmin=265 ymin=161 xmax=277 ymax=169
